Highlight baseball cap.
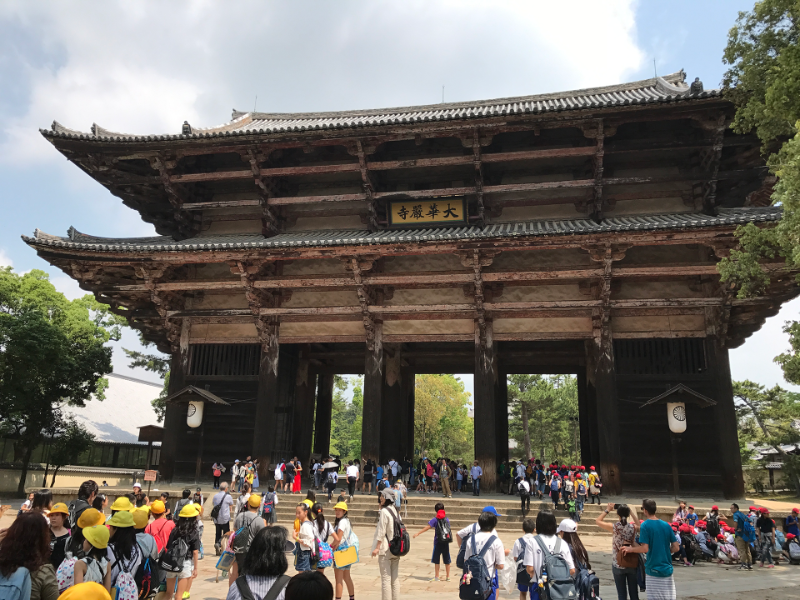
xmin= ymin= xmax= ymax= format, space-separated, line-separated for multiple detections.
xmin=711 ymin=505 xmax=718 ymax=510
xmin=77 ymin=508 xmax=105 ymax=529
xmin=788 ymin=533 xmax=797 ymax=539
xmin=133 ymin=482 xmax=142 ymax=489
xmin=792 ymin=508 xmax=799 ymax=514
xmin=557 ymin=519 xmax=577 ymax=534
xmin=482 ymin=506 xmax=502 ymax=517
xmin=436 ymin=509 xmax=446 ymax=519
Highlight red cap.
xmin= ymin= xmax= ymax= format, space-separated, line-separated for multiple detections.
xmin=716 ymin=534 xmax=725 ymax=541
xmin=581 ymin=466 xmax=586 ymax=471
xmin=688 ymin=505 xmax=694 ymax=510
xmin=749 ymin=506 xmax=756 ymax=511
xmin=711 ymin=505 xmax=718 ymax=510
xmin=589 ymin=466 xmax=595 ymax=470
xmin=679 ymin=524 xmax=691 ymax=533
xmin=787 ymin=533 xmax=797 ymax=540
xmin=436 ymin=509 xmax=446 ymax=519
xmin=759 ymin=507 xmax=769 ymax=513
xmin=793 ymin=508 xmax=799 ymax=514
xmin=696 ymin=521 xmax=706 ymax=528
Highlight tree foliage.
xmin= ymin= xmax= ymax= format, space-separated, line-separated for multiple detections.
xmin=413 ymin=374 xmax=473 ymax=461
xmin=719 ymin=1 xmax=800 ymax=381
xmin=0 ymin=268 xmax=115 ymax=492
xmin=329 ymin=376 xmax=362 ymax=462
xmin=733 ymin=379 xmax=800 ymax=494
xmin=508 ymin=375 xmax=580 ymax=465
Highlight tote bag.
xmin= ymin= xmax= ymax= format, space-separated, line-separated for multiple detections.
xmin=334 ymin=528 xmax=360 ymax=568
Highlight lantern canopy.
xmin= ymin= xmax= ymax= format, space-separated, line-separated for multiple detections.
xmin=639 ymin=382 xmax=716 ymax=432
xmin=162 ymin=385 xmax=230 ymax=428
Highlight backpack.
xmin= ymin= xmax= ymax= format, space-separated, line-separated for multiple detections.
xmin=327 ymin=471 xmax=337 ymax=484
xmin=56 ymin=557 xmax=78 ymax=593
xmin=172 ymin=499 xmax=189 ymax=522
xmin=210 ymin=492 xmax=228 ymax=521
xmin=0 ymin=565 xmax=30 ymax=600
xmin=706 ymin=515 xmax=720 ymax=538
xmin=551 ymin=479 xmax=559 ymax=491
xmin=383 ymin=507 xmax=410 ymax=556
xmin=577 ymin=481 xmax=586 ymax=495
xmin=377 ymin=479 xmax=389 ymax=492
xmin=533 ymin=535 xmax=577 ymax=600
xmin=739 ymin=517 xmax=756 ymax=544
xmin=110 ymin=547 xmax=139 ymax=600
xmin=236 ymin=574 xmax=290 ymax=600
xmin=458 ymin=533 xmax=497 ymax=600
xmin=456 ymin=524 xmax=477 ymax=569
xmin=135 ymin=556 xmax=157 ymax=600
xmin=261 ymin=492 xmax=275 ymax=515
xmin=435 ymin=518 xmax=452 ymax=545
xmin=518 ymin=481 xmax=530 ymax=498
xmin=789 ymin=540 xmax=800 ymax=560
xmin=574 ymin=559 xmax=600 ymax=600
xmin=515 ymin=538 xmax=532 ymax=586
xmin=158 ymin=537 xmax=189 ymax=573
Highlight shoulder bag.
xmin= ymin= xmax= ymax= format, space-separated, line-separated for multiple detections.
xmin=236 ymin=574 xmax=290 ymax=600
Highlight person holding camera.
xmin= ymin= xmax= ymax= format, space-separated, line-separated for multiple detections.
xmin=596 ymin=502 xmax=640 ymax=600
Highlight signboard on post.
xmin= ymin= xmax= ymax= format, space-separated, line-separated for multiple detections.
xmin=144 ymin=470 xmax=158 ymax=482
xmin=765 ymin=462 xmax=782 ymax=470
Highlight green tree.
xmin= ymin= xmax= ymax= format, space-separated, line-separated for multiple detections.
xmin=0 ymin=268 xmax=116 ymax=492
xmin=733 ymin=379 xmax=800 ymax=494
xmin=414 ymin=374 xmax=473 ymax=462
xmin=508 ymin=375 xmax=579 ymax=465
xmin=329 ymin=376 xmax=363 ymax=462
xmin=718 ymin=1 xmax=800 ymax=381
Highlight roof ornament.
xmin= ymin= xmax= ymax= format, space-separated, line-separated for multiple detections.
xmin=182 ymin=121 xmax=193 ymax=135
xmin=690 ymin=77 xmax=703 ymax=95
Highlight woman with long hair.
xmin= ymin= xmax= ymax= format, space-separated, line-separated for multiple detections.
xmin=226 ymin=527 xmax=291 ymax=600
xmin=310 ymin=503 xmax=336 ymax=574
xmin=293 ymin=503 xmax=315 ymax=572
xmin=363 ymin=459 xmax=375 ymax=494
xmin=596 ymin=502 xmax=640 ymax=600
xmin=106 ymin=511 xmax=141 ymax=591
xmin=331 ymin=501 xmax=355 ymax=600
xmin=292 ymin=460 xmax=303 ymax=494
xmin=91 ymin=494 xmax=108 ymax=514
xmin=557 ymin=520 xmax=591 ymax=568
xmin=164 ymin=504 xmax=201 ymax=600
xmin=0 ymin=512 xmax=59 ymax=600
xmin=32 ymin=490 xmax=53 ymax=522
xmin=236 ymin=482 xmax=252 ymax=516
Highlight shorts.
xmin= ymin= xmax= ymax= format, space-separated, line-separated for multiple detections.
xmin=431 ymin=543 xmax=451 ymax=565
xmin=295 ymin=547 xmax=312 ymax=572
xmin=364 ymin=474 xmax=373 ymax=483
xmin=178 ymin=558 xmax=194 ymax=579
xmin=518 ymin=583 xmax=540 ymax=598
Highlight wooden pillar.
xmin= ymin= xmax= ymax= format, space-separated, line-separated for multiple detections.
xmin=160 ymin=319 xmax=190 ymax=481
xmin=381 ymin=345 xmax=403 ymax=463
xmin=586 ymin=335 xmax=622 ymax=495
xmin=400 ymin=369 xmax=416 ymax=460
xmin=361 ymin=323 xmax=383 ymax=467
xmin=577 ymin=369 xmax=593 ymax=467
xmin=708 ymin=339 xmax=745 ymax=498
xmin=292 ymin=350 xmax=316 ymax=474
xmin=495 ymin=371 xmax=509 ymax=465
xmin=474 ymin=319 xmax=498 ymax=492
xmin=313 ymin=374 xmax=334 ymax=457
xmin=253 ymin=320 xmax=280 ymax=480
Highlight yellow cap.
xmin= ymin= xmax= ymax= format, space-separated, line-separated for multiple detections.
xmin=49 ymin=502 xmax=69 ymax=515
xmin=107 ymin=511 xmax=135 ymax=528
xmin=248 ymin=494 xmax=262 ymax=508
xmin=303 ymin=499 xmax=314 ymax=508
xmin=149 ymin=500 xmax=166 ymax=515
xmin=82 ymin=524 xmax=110 ymax=549
xmin=179 ymin=503 xmax=200 ymax=518
xmin=333 ymin=502 xmax=348 ymax=511
xmin=132 ymin=509 xmax=150 ymax=529
xmin=58 ymin=582 xmax=112 ymax=600
xmin=77 ymin=508 xmax=105 ymax=529
xmin=110 ymin=497 xmax=134 ymax=512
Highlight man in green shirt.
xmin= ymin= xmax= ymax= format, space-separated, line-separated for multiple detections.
xmin=622 ymin=499 xmax=679 ymax=600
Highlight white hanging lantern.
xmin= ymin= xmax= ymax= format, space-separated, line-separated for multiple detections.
xmin=187 ymin=400 xmax=204 ymax=428
xmin=667 ymin=402 xmax=686 ymax=434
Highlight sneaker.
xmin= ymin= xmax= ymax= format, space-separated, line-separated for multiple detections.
xmin=182 ymin=593 xmax=191 ymax=600
xmin=428 ymin=577 xmax=439 ymax=582
xmin=214 ymin=542 xmax=221 ymax=556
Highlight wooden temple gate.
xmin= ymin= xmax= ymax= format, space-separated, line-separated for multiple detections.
xmin=25 ymin=71 xmax=798 ymax=498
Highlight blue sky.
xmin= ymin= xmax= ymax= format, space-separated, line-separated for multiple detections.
xmin=1 ymin=0 xmax=795 ymax=393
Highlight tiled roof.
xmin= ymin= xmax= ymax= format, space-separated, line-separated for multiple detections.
xmin=41 ymin=72 xmax=721 ymax=143
xmin=23 ymin=207 xmax=780 ymax=254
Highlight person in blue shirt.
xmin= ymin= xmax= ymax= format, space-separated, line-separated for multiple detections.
xmin=622 ymin=499 xmax=679 ymax=600
xmin=685 ymin=506 xmax=698 ymax=527
xmin=729 ymin=503 xmax=753 ymax=570
xmin=376 ymin=464 xmax=384 ymax=482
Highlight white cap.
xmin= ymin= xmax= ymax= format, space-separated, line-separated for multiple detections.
xmin=133 ymin=482 xmax=142 ymax=489
xmin=557 ymin=518 xmax=577 ymax=534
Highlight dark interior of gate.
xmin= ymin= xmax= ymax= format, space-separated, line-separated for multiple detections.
xmin=168 ymin=338 xmax=740 ymax=498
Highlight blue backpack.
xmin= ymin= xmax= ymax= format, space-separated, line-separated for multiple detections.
xmin=459 ymin=534 xmax=497 ymax=600
xmin=738 ymin=515 xmax=756 ymax=543
xmin=456 ymin=524 xmax=477 ymax=569
xmin=573 ymin=556 xmax=600 ymax=600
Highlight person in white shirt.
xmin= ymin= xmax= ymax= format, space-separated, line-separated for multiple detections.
xmin=372 ymin=489 xmax=404 ymax=600
xmin=345 ymin=461 xmax=360 ymax=501
xmin=530 ymin=510 xmax=575 ymax=583
xmin=312 ymin=461 xmax=323 ymax=490
xmin=456 ymin=509 xmax=506 ymax=600
xmin=518 ymin=479 xmax=531 ymax=513
xmin=515 ymin=462 xmax=526 ymax=482
xmin=274 ymin=461 xmax=284 ymax=492
xmin=388 ymin=459 xmax=399 ymax=484
xmin=471 ymin=461 xmax=483 ymax=496
xmin=310 ymin=503 xmax=338 ymax=574
xmin=511 ymin=517 xmax=537 ymax=599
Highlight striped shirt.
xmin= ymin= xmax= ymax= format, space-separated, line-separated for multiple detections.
xmin=225 ymin=575 xmax=287 ymax=600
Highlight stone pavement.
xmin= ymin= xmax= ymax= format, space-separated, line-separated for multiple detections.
xmin=3 ymin=512 xmax=799 ymax=599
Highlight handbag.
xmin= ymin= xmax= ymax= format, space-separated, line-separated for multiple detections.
xmin=334 ymin=528 xmax=359 ymax=568
xmin=617 ymin=543 xmax=639 ymax=569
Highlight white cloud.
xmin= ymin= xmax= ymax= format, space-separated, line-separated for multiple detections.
xmin=49 ymin=274 xmax=86 ymax=301
xmin=0 ymin=248 xmax=12 ymax=268
xmin=0 ymin=0 xmax=643 ymax=164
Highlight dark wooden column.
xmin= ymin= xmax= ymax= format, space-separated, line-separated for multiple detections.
xmin=474 ymin=319 xmax=498 ymax=491
xmin=577 ymin=369 xmax=594 ymax=468
xmin=313 ymin=374 xmax=334 ymax=457
xmin=361 ymin=323 xmax=383 ymax=466
xmin=292 ymin=349 xmax=316 ymax=473
xmin=586 ymin=336 xmax=622 ymax=495
xmin=708 ymin=339 xmax=745 ymax=498
xmin=381 ymin=346 xmax=403 ymax=463
xmin=400 ymin=369 xmax=416 ymax=460
xmin=160 ymin=319 xmax=190 ymax=481
xmin=495 ymin=370 xmax=509 ymax=465
xmin=253 ymin=320 xmax=280 ymax=480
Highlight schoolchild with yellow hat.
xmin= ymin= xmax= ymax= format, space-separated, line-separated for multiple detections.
xmin=332 ymin=501 xmax=356 ymax=600
xmin=72 ymin=524 xmax=111 ymax=591
xmin=132 ymin=509 xmax=158 ymax=560
xmin=105 ymin=511 xmax=139 ymax=593
xmin=49 ymin=502 xmax=71 ymax=569
xmin=163 ymin=503 xmax=202 ymax=600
